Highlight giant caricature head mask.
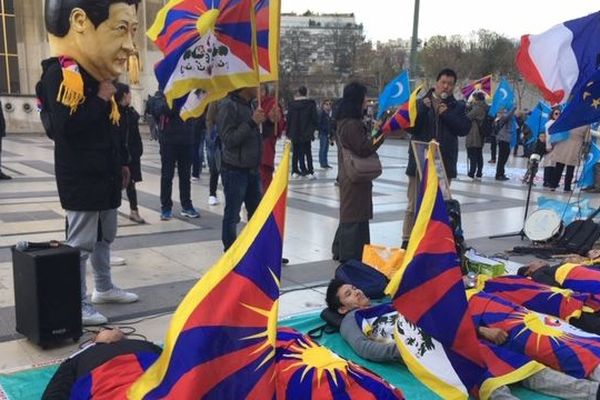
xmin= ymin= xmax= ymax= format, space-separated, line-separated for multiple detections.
xmin=45 ymin=0 xmax=139 ymax=81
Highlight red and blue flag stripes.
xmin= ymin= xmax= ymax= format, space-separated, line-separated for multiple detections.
xmin=469 ymin=291 xmax=600 ymax=379
xmin=483 ymin=275 xmax=588 ymax=322
xmin=128 ymin=145 xmax=291 ymax=399
xmin=275 ymin=327 xmax=404 ymax=399
xmin=556 ymin=264 xmax=600 ymax=296
xmin=254 ymin=0 xmax=280 ymax=82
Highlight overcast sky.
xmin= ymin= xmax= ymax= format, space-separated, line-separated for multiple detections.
xmin=282 ymin=1 xmax=599 ymax=42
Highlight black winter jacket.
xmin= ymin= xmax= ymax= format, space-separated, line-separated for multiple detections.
xmin=286 ymin=98 xmax=318 ymax=143
xmin=217 ymin=92 xmax=262 ymax=169
xmin=40 ymin=58 xmax=127 ymax=211
xmin=406 ymin=88 xmax=471 ymax=179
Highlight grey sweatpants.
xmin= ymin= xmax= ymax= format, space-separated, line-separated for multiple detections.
xmin=65 ymin=209 xmax=117 ymax=300
xmin=491 ymin=368 xmax=599 ymax=400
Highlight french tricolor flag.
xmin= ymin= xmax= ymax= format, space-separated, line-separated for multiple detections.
xmin=516 ymin=11 xmax=600 ymax=105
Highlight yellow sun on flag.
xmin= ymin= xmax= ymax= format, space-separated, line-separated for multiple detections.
xmin=239 ymin=268 xmax=280 ymax=371
xmin=283 ymin=339 xmax=350 ymax=387
xmin=506 ymin=311 xmax=572 ymax=351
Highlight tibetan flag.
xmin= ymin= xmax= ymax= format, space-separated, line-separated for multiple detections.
xmin=148 ymin=0 xmax=260 ymax=119
xmin=377 ymin=70 xmax=410 ymax=119
xmin=275 ymin=327 xmax=404 ymax=399
xmin=488 ymin=78 xmax=515 ymax=117
xmin=255 ymin=0 xmax=280 ymax=83
xmin=385 ymin=141 xmax=487 ymax=398
xmin=579 ymin=142 xmax=600 ymax=188
xmin=555 ymin=263 xmax=600 ymax=296
xmin=382 ymin=85 xmax=422 ymax=134
xmin=461 ymin=75 xmax=492 ymax=99
xmin=483 ymin=275 xmax=588 ymax=322
xmin=71 ymin=352 xmax=160 ymax=398
xmin=469 ymin=291 xmax=600 ymax=379
xmin=516 ymin=11 xmax=600 ymax=105
xmin=551 ymin=68 xmax=600 ymax=133
xmin=128 ymin=145 xmax=291 ymax=399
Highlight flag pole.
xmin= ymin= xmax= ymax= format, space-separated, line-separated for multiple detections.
xmin=250 ymin=0 xmax=261 ymax=108
xmin=274 ymin=0 xmax=282 ymax=136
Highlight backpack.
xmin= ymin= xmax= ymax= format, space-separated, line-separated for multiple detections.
xmin=480 ymin=114 xmax=495 ymax=138
xmin=146 ymin=93 xmax=168 ymax=119
xmin=35 ymin=79 xmax=55 ymax=140
xmin=335 ymin=260 xmax=389 ymax=299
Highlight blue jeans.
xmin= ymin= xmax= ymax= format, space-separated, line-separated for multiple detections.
xmin=221 ymin=166 xmax=262 ymax=250
xmin=319 ymin=134 xmax=329 ymax=167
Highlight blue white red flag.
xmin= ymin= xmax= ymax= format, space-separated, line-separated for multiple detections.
xmin=128 ymin=145 xmax=290 ymax=399
xmin=516 ymin=11 xmax=600 ymax=105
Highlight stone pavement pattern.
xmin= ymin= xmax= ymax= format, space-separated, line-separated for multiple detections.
xmin=0 ymin=133 xmax=595 ymax=372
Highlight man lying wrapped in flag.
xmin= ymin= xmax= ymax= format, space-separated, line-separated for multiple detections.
xmin=518 ymin=256 xmax=600 ymax=296
xmin=470 ymin=274 xmax=600 ymax=335
xmin=325 ymin=278 xmax=600 ymax=400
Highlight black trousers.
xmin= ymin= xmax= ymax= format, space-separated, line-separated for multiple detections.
xmin=552 ymin=162 xmax=575 ymax=191
xmin=543 ymin=166 xmax=554 ymax=187
xmin=332 ymin=221 xmax=370 ymax=263
xmin=126 ymin=181 xmax=138 ymax=211
xmin=299 ymin=141 xmax=314 ymax=175
xmin=467 ymin=147 xmax=483 ymax=177
xmin=495 ymin=141 xmax=510 ymax=178
xmin=160 ymin=143 xmax=193 ymax=211
xmin=571 ymin=312 xmax=600 ymax=335
xmin=489 ymin=136 xmax=497 ymax=161
xmin=291 ymin=140 xmax=302 ymax=174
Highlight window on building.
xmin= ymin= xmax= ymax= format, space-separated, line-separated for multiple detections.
xmin=0 ymin=0 xmax=18 ymax=93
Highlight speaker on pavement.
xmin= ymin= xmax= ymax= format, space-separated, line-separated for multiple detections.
xmin=11 ymin=244 xmax=82 ymax=347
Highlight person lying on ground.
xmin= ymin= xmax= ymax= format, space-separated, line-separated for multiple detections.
xmin=473 ymin=273 xmax=600 ymax=335
xmin=326 ymin=278 xmax=600 ymax=400
xmin=42 ymin=329 xmax=161 ymax=399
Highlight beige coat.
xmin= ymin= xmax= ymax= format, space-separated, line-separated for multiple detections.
xmin=465 ymin=101 xmax=486 ymax=148
xmin=547 ymin=125 xmax=589 ymax=167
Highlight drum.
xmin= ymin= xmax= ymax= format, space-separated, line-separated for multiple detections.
xmin=524 ymin=209 xmax=564 ymax=243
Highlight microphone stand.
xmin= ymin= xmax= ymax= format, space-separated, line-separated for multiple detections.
xmin=489 ymin=159 xmax=539 ymax=240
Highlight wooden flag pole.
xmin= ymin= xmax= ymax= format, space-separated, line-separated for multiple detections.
xmin=274 ymin=0 xmax=282 ymax=136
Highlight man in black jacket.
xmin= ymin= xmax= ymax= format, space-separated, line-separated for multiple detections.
xmin=0 ymin=100 xmax=9 ymax=179
xmin=402 ymin=68 xmax=471 ymax=248
xmin=217 ymin=87 xmax=266 ymax=250
xmin=39 ymin=0 xmax=140 ymax=325
xmin=286 ymin=86 xmax=318 ymax=179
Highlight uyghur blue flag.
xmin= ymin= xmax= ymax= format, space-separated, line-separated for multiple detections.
xmin=579 ymin=142 xmax=600 ymax=188
xmin=525 ymin=102 xmax=551 ymax=144
xmin=377 ymin=70 xmax=410 ymax=118
xmin=489 ymin=78 xmax=515 ymax=117
xmin=551 ymin=68 xmax=600 ymax=133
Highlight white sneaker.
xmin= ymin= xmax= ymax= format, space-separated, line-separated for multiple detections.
xmin=191 ymin=176 xmax=199 ymax=182
xmin=109 ymin=256 xmax=126 ymax=266
xmin=307 ymin=174 xmax=317 ymax=180
xmin=208 ymin=195 xmax=219 ymax=206
xmin=291 ymin=173 xmax=300 ymax=179
xmin=82 ymin=301 xmax=107 ymax=325
xmin=91 ymin=287 xmax=139 ymax=304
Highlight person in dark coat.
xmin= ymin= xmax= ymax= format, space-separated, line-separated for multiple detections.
xmin=332 ymin=82 xmax=385 ymax=262
xmin=286 ymin=86 xmax=318 ymax=179
xmin=402 ymin=68 xmax=471 ymax=248
xmin=158 ymin=108 xmax=200 ymax=220
xmin=465 ymin=92 xmax=487 ymax=180
xmin=39 ymin=0 xmax=140 ymax=326
xmin=115 ymin=83 xmax=145 ymax=223
xmin=318 ymin=99 xmax=333 ymax=169
xmin=0 ymin=100 xmax=9 ymax=180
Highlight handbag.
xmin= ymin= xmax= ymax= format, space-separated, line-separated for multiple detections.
xmin=340 ymin=144 xmax=382 ymax=183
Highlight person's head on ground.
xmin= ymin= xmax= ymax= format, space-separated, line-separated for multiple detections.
xmin=94 ymin=327 xmax=125 ymax=343
xmin=335 ymin=81 xmax=367 ymax=121
xmin=517 ymin=259 xmax=549 ymax=277
xmin=434 ymin=68 xmax=457 ymax=99
xmin=45 ymin=0 xmax=140 ymax=81
xmin=296 ymin=86 xmax=308 ymax=98
xmin=115 ymin=82 xmax=130 ymax=106
xmin=326 ymin=278 xmax=371 ymax=315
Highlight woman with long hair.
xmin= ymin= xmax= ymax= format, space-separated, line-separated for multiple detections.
xmin=332 ymin=82 xmax=385 ymax=262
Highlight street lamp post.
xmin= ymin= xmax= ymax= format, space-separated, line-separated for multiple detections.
xmin=409 ymin=0 xmax=420 ymax=77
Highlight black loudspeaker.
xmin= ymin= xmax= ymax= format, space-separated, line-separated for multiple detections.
xmin=11 ymin=244 xmax=82 ymax=347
